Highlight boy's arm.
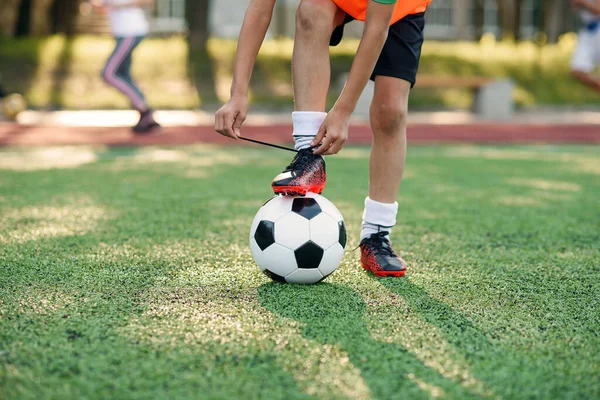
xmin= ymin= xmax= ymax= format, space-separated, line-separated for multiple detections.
xmin=572 ymin=0 xmax=600 ymax=15
xmin=313 ymin=0 xmax=395 ymax=155
xmin=215 ymin=0 xmax=276 ymax=139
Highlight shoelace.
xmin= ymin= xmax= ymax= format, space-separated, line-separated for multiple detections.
xmin=363 ymin=232 xmax=396 ymax=257
xmin=285 ymin=149 xmax=315 ymax=171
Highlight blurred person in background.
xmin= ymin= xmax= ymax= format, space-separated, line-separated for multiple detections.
xmin=571 ymin=0 xmax=600 ymax=94
xmin=92 ymin=0 xmax=160 ymax=133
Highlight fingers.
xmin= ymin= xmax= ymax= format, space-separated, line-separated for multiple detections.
xmin=311 ymin=124 xmax=327 ymax=148
xmin=313 ymin=130 xmax=347 ymax=155
xmin=222 ymin=114 xmax=236 ymax=139
xmin=323 ymin=138 xmax=346 ymax=155
xmin=214 ymin=109 xmax=239 ymax=139
xmin=314 ymin=131 xmax=348 ymax=155
xmin=313 ymin=134 xmax=334 ymax=155
xmin=214 ymin=111 xmax=223 ymax=135
xmin=313 ymin=123 xmax=333 ymax=155
xmin=312 ymin=118 xmax=347 ymax=155
xmin=215 ymin=112 xmax=228 ymax=137
xmin=232 ymin=112 xmax=246 ymax=138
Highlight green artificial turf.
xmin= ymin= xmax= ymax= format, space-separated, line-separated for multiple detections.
xmin=0 ymin=144 xmax=599 ymax=399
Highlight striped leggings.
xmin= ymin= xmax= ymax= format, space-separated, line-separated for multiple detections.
xmin=102 ymin=36 xmax=148 ymax=112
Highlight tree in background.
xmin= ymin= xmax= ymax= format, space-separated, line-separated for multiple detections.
xmin=472 ymin=0 xmax=486 ymax=41
xmin=185 ymin=0 xmax=218 ymax=104
xmin=186 ymin=0 xmax=211 ymax=52
xmin=497 ymin=0 xmax=525 ymax=41
xmin=495 ymin=0 xmax=574 ymax=43
xmin=26 ymin=0 xmax=55 ymax=35
xmin=0 ymin=0 xmax=24 ymax=36
xmin=51 ymin=0 xmax=83 ymax=36
xmin=0 ymin=0 xmax=578 ymax=45
xmin=0 ymin=0 xmax=82 ymax=36
xmin=513 ymin=0 xmax=525 ymax=41
xmin=540 ymin=0 xmax=572 ymax=43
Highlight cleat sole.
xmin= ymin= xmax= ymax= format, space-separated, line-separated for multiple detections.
xmin=273 ymin=185 xmax=325 ymax=197
xmin=362 ymin=263 xmax=406 ymax=277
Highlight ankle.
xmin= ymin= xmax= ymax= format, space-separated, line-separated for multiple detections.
xmin=361 ymin=197 xmax=398 ymax=240
xmin=293 ymin=111 xmax=327 ymax=151
xmin=361 ymin=225 xmax=391 ymax=241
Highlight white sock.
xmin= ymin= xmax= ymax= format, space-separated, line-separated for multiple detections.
xmin=292 ymin=111 xmax=327 ymax=151
xmin=361 ymin=197 xmax=398 ymax=240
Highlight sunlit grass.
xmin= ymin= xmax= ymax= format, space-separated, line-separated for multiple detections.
xmin=506 ymin=178 xmax=581 ymax=192
xmin=0 ymin=145 xmax=599 ymax=399
xmin=0 ymin=147 xmax=99 ymax=170
xmin=0 ymin=196 xmax=108 ymax=244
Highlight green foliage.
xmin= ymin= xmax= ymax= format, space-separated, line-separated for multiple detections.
xmin=0 ymin=34 xmax=598 ymax=110
xmin=0 ymin=144 xmax=599 ymax=399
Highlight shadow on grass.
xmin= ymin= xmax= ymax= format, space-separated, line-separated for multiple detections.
xmin=258 ymin=282 xmax=480 ymax=399
xmin=0 ymin=36 xmax=40 ymax=105
xmin=49 ymin=37 xmax=74 ymax=108
xmin=0 ymin=35 xmax=76 ymax=110
xmin=376 ymin=277 xmax=557 ymax=398
xmin=187 ymin=46 xmax=219 ymax=107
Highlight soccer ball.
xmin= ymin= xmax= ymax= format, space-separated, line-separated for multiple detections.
xmin=1 ymin=93 xmax=27 ymax=120
xmin=250 ymin=193 xmax=347 ymax=284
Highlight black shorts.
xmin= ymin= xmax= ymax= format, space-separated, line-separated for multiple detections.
xmin=330 ymin=12 xmax=425 ymax=87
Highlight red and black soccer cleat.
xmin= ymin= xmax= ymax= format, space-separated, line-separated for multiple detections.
xmin=360 ymin=232 xmax=407 ymax=277
xmin=271 ymin=148 xmax=327 ymax=196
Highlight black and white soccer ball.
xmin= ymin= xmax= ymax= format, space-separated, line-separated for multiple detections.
xmin=250 ymin=193 xmax=347 ymax=284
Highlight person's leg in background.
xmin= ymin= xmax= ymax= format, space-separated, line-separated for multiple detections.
xmin=571 ymin=27 xmax=600 ymax=93
xmin=572 ymin=68 xmax=600 ymax=92
xmin=102 ymin=36 xmax=159 ymax=133
xmin=114 ymin=38 xmax=148 ymax=110
xmin=270 ymin=0 xmax=346 ymax=196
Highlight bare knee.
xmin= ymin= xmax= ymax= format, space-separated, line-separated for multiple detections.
xmin=296 ymin=0 xmax=336 ymax=35
xmin=370 ymin=102 xmax=408 ymax=138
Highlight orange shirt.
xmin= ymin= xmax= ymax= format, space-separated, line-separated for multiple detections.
xmin=333 ymin=0 xmax=432 ymax=25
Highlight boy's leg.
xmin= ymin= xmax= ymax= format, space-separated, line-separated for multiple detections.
xmin=293 ymin=0 xmax=345 ymax=111
xmin=369 ymin=76 xmax=410 ymax=204
xmin=360 ymin=12 xmax=425 ymax=277
xmin=359 ymin=77 xmax=410 ymax=277
xmin=272 ymin=0 xmax=345 ymax=196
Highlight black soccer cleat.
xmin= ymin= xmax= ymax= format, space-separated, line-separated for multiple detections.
xmin=271 ymin=148 xmax=327 ymax=196
xmin=360 ymin=232 xmax=407 ymax=277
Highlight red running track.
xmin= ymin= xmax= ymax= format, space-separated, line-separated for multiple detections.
xmin=0 ymin=123 xmax=599 ymax=146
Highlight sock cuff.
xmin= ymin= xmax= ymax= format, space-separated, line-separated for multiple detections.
xmin=292 ymin=112 xmax=327 ymax=137
xmin=363 ymin=197 xmax=398 ymax=228
xmin=292 ymin=111 xmax=328 ymax=120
